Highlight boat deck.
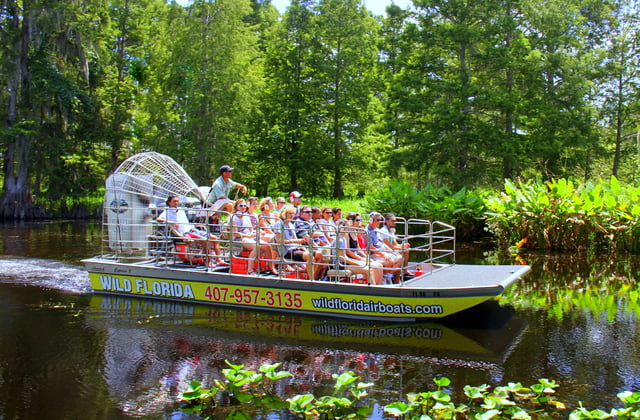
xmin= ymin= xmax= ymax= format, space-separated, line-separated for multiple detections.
xmin=404 ymin=264 xmax=530 ymax=290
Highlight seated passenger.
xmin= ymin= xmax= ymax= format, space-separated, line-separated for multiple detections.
xmin=332 ymin=207 xmax=342 ymax=225
xmin=347 ymin=212 xmax=367 ymax=250
xmin=294 ymin=205 xmax=329 ymax=279
xmin=365 ymin=212 xmax=403 ymax=283
xmin=335 ymin=220 xmax=383 ymax=285
xmin=296 ymin=205 xmax=330 ymax=247
xmin=273 ymin=196 xmax=286 ymax=218
xmin=342 ymin=217 xmax=367 ymax=262
xmin=311 ymin=206 xmax=321 ymax=219
xmin=288 ymin=191 xmax=303 ymax=216
xmin=231 ymin=199 xmax=278 ymax=275
xmin=258 ymin=197 xmax=277 ymax=242
xmin=157 ymin=195 xmax=226 ymax=266
xmin=380 ymin=213 xmax=411 ymax=276
xmin=275 ymin=205 xmax=323 ymax=279
xmin=247 ymin=196 xmax=259 ymax=228
xmin=316 ymin=206 xmax=337 ymax=241
xmin=258 ymin=197 xmax=281 ymax=268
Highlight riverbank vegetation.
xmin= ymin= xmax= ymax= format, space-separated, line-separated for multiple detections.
xmin=485 ymin=177 xmax=640 ymax=252
xmin=179 ymin=361 xmax=640 ymax=419
xmin=36 ymin=174 xmax=640 ymax=254
xmin=1 ymin=0 xmax=638 ymax=220
xmin=360 ymin=175 xmax=640 ymax=251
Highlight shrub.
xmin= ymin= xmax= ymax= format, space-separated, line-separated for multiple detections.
xmin=484 ymin=177 xmax=640 ymax=252
xmin=364 ymin=180 xmax=487 ymax=240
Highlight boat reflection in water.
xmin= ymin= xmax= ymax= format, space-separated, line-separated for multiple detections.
xmin=86 ymin=294 xmax=527 ymax=417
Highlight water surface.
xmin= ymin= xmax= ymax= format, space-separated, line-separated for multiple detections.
xmin=0 ymin=221 xmax=638 ymax=419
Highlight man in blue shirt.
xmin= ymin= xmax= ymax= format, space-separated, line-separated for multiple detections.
xmin=365 ymin=212 xmax=403 ymax=283
xmin=379 ymin=213 xmax=411 ymax=273
xmin=207 ymin=165 xmax=247 ymax=211
xmin=293 ymin=205 xmax=326 ymax=279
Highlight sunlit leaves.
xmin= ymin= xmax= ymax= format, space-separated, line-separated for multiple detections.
xmin=485 ymin=176 xmax=640 ymax=252
xmin=365 ymin=179 xmax=488 ymax=240
xmin=181 ymin=368 xmax=640 ymax=420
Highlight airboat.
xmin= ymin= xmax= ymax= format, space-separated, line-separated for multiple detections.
xmin=83 ymin=152 xmax=530 ymax=322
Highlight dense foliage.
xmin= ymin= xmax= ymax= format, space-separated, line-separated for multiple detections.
xmin=485 ymin=176 xmax=640 ymax=252
xmin=179 ymin=361 xmax=640 ymax=419
xmin=0 ymin=0 xmax=638 ymax=219
xmin=364 ymin=180 xmax=487 ymax=240
xmin=360 ymin=176 xmax=640 ymax=251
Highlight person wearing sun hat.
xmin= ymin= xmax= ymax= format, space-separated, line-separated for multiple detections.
xmin=208 ymin=165 xmax=247 ymax=212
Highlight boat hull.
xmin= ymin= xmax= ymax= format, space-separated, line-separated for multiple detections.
xmin=84 ymin=258 xmax=530 ymax=321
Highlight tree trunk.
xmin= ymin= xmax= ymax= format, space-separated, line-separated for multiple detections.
xmin=503 ymin=16 xmax=515 ymax=180
xmin=0 ymin=0 xmax=40 ymax=220
xmin=612 ymin=74 xmax=624 ymax=176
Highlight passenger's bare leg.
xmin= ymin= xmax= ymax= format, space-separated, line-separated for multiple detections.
xmin=315 ymin=251 xmax=327 ymax=280
xmin=393 ymin=254 xmax=403 ymax=283
xmin=303 ymin=251 xmax=315 ymax=280
xmin=213 ymin=241 xmax=226 ymax=265
xmin=244 ymin=243 xmax=257 ymax=274
xmin=401 ymin=244 xmax=410 ymax=274
xmin=259 ymin=242 xmax=277 ymax=274
xmin=208 ymin=237 xmax=227 ymax=265
xmin=371 ymin=265 xmax=383 ymax=285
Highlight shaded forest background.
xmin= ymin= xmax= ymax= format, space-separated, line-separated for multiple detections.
xmin=0 ymin=0 xmax=638 ymax=219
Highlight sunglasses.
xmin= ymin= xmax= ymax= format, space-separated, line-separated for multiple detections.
xmin=324 ymin=211 xmax=333 ymax=214
xmin=237 ymin=204 xmax=247 ymax=208
xmin=354 ymin=218 xmax=361 ymax=222
xmin=302 ymin=211 xmax=312 ymax=214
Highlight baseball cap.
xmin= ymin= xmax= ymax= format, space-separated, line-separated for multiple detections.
xmin=219 ymin=164 xmax=234 ymax=174
xmin=289 ymin=191 xmax=303 ymax=198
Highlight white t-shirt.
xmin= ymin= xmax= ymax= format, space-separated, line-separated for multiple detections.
xmin=158 ymin=208 xmax=192 ymax=235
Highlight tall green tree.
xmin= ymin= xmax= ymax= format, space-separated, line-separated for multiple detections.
xmin=0 ymin=0 xmax=99 ymax=218
xmin=596 ymin=0 xmax=640 ymax=178
xmin=376 ymin=3 xmax=411 ymax=154
xmin=518 ymin=0 xmax=602 ymax=179
xmin=257 ymin=0 xmax=379 ymax=197
xmin=139 ymin=0 xmax=262 ymax=185
xmin=256 ymin=0 xmax=318 ymax=193
xmin=92 ymin=0 xmax=170 ymax=171
xmin=394 ymin=0 xmax=497 ymax=188
xmin=385 ymin=0 xmax=612 ymax=187
xmin=473 ymin=0 xmax=530 ymax=181
xmin=313 ymin=0 xmax=379 ymax=197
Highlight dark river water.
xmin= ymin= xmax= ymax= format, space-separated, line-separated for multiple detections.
xmin=0 ymin=220 xmax=638 ymax=419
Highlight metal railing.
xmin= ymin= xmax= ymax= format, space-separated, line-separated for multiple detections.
xmin=99 ymin=203 xmax=456 ymax=284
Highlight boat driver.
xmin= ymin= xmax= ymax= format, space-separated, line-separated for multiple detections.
xmin=207 ymin=165 xmax=248 ymax=212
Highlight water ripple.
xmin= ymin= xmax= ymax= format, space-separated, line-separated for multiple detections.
xmin=0 ymin=257 xmax=91 ymax=293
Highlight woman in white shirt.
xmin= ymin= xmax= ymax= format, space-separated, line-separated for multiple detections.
xmin=232 ymin=199 xmax=278 ymax=275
